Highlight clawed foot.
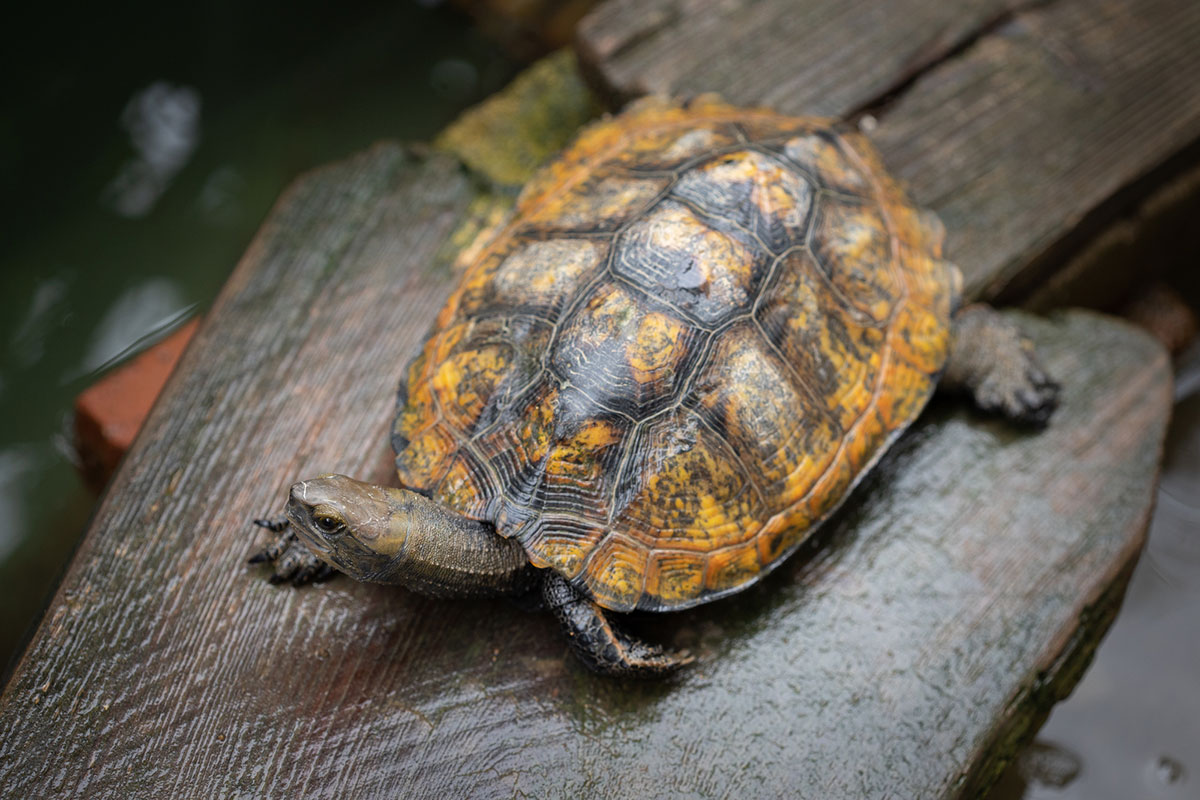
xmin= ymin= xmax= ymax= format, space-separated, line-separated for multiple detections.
xmin=542 ymin=572 xmax=694 ymax=678
xmin=970 ymin=340 xmax=1059 ymax=426
xmin=596 ymin=632 xmax=696 ymax=678
xmin=248 ymin=517 xmax=336 ymax=586
xmin=944 ymin=305 xmax=1061 ymax=427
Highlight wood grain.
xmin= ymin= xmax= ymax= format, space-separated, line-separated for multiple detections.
xmin=0 ymin=123 xmax=1174 ymax=799
xmin=873 ymin=0 xmax=1200 ymax=300
xmin=0 ymin=181 xmax=1170 ymax=796
xmin=577 ymin=0 xmax=1034 ymax=115
xmin=0 ymin=3 xmax=1187 ymax=793
xmin=577 ymin=0 xmax=1200 ymax=301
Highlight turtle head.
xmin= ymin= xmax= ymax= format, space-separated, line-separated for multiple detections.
xmin=284 ymin=473 xmax=532 ymax=595
xmin=286 ymin=474 xmax=414 ymax=582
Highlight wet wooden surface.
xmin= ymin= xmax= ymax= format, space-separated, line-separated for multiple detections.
xmin=0 ymin=0 xmax=1193 ymax=794
xmin=0 ymin=170 xmax=1170 ymax=793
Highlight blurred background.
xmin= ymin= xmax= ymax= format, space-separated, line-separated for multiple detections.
xmin=0 ymin=0 xmax=521 ymax=671
xmin=1 ymin=1 xmax=1196 ymax=798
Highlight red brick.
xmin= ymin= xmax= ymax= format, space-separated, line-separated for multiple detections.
xmin=74 ymin=318 xmax=199 ymax=490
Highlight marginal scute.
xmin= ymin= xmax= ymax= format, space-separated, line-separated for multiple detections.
xmin=656 ymin=126 xmax=737 ymax=165
xmin=522 ymin=523 xmax=600 ymax=579
xmin=834 ymin=406 xmax=889 ymax=502
xmin=782 ymin=132 xmax=871 ymax=196
xmin=392 ymin=98 xmax=960 ymax=611
xmin=875 ymin=357 xmax=937 ymax=430
xmin=889 ymin=302 xmax=951 ymax=375
xmin=433 ymin=450 xmax=495 ymax=519
xmin=645 ymin=549 xmax=707 ymax=608
xmin=393 ymin=362 xmax=434 ymax=447
xmin=899 ymin=244 xmax=960 ymax=318
xmin=395 ymin=422 xmax=457 ymax=491
xmin=584 ymin=534 xmax=650 ymax=612
xmin=811 ymin=196 xmax=900 ymax=323
xmin=706 ymin=541 xmax=762 ymax=594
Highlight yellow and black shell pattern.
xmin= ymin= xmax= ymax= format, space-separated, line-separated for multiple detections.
xmin=393 ymin=95 xmax=961 ymax=613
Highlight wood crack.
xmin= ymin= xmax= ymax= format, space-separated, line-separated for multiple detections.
xmin=846 ymin=0 xmax=1062 ymax=125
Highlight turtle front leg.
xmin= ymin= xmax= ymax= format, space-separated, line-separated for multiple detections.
xmin=542 ymin=572 xmax=693 ymax=678
xmin=942 ymin=304 xmax=1060 ymax=426
xmin=248 ymin=517 xmax=336 ymax=586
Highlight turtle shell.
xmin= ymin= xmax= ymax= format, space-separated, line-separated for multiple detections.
xmin=393 ymin=95 xmax=961 ymax=613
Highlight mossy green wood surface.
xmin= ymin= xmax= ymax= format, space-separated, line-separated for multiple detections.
xmin=434 ymin=49 xmax=601 ymax=189
xmin=578 ymin=0 xmax=1200 ymax=301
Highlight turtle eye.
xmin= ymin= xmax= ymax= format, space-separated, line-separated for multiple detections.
xmin=311 ymin=508 xmax=345 ymax=536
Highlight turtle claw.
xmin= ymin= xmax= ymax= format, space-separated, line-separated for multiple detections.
xmin=254 ymin=516 xmax=290 ymax=533
xmin=248 ymin=516 xmax=334 ymax=586
xmin=291 ymin=561 xmax=336 ymax=587
xmin=623 ymin=644 xmax=695 ymax=676
xmin=969 ymin=340 xmax=1060 ymax=427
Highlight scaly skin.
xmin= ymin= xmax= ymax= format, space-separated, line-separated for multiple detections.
xmin=283 ymin=474 xmax=536 ymax=598
xmin=277 ymin=474 xmax=691 ymax=676
xmin=541 ymin=572 xmax=693 ymax=677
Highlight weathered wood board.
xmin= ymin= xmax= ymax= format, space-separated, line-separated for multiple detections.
xmin=578 ymin=0 xmax=1031 ymax=115
xmin=578 ymin=0 xmax=1200 ymax=300
xmin=0 ymin=143 xmax=1172 ymax=797
xmin=0 ymin=0 xmax=1191 ymax=792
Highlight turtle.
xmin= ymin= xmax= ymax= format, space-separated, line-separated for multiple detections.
xmin=251 ymin=95 xmax=1059 ymax=677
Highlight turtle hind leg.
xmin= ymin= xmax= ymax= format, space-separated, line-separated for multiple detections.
xmin=542 ymin=572 xmax=694 ymax=678
xmin=942 ymin=304 xmax=1061 ymax=427
xmin=248 ymin=517 xmax=336 ymax=586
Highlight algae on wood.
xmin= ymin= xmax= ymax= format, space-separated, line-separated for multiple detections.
xmin=435 ymin=49 xmax=601 ymax=189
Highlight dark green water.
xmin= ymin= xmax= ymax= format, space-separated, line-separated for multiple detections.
xmin=0 ymin=0 xmax=516 ymax=672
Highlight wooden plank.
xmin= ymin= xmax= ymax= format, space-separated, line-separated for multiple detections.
xmin=0 ymin=145 xmax=477 ymax=798
xmin=872 ymin=0 xmax=1200 ymax=300
xmin=0 ymin=186 xmax=1170 ymax=795
xmin=449 ymin=0 xmax=600 ymax=60
xmin=0 ymin=14 xmax=1183 ymax=796
xmin=577 ymin=0 xmax=1031 ymax=115
xmin=577 ymin=0 xmax=1200 ymax=300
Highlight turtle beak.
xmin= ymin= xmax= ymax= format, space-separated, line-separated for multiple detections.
xmin=285 ymin=482 xmax=311 ymax=526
